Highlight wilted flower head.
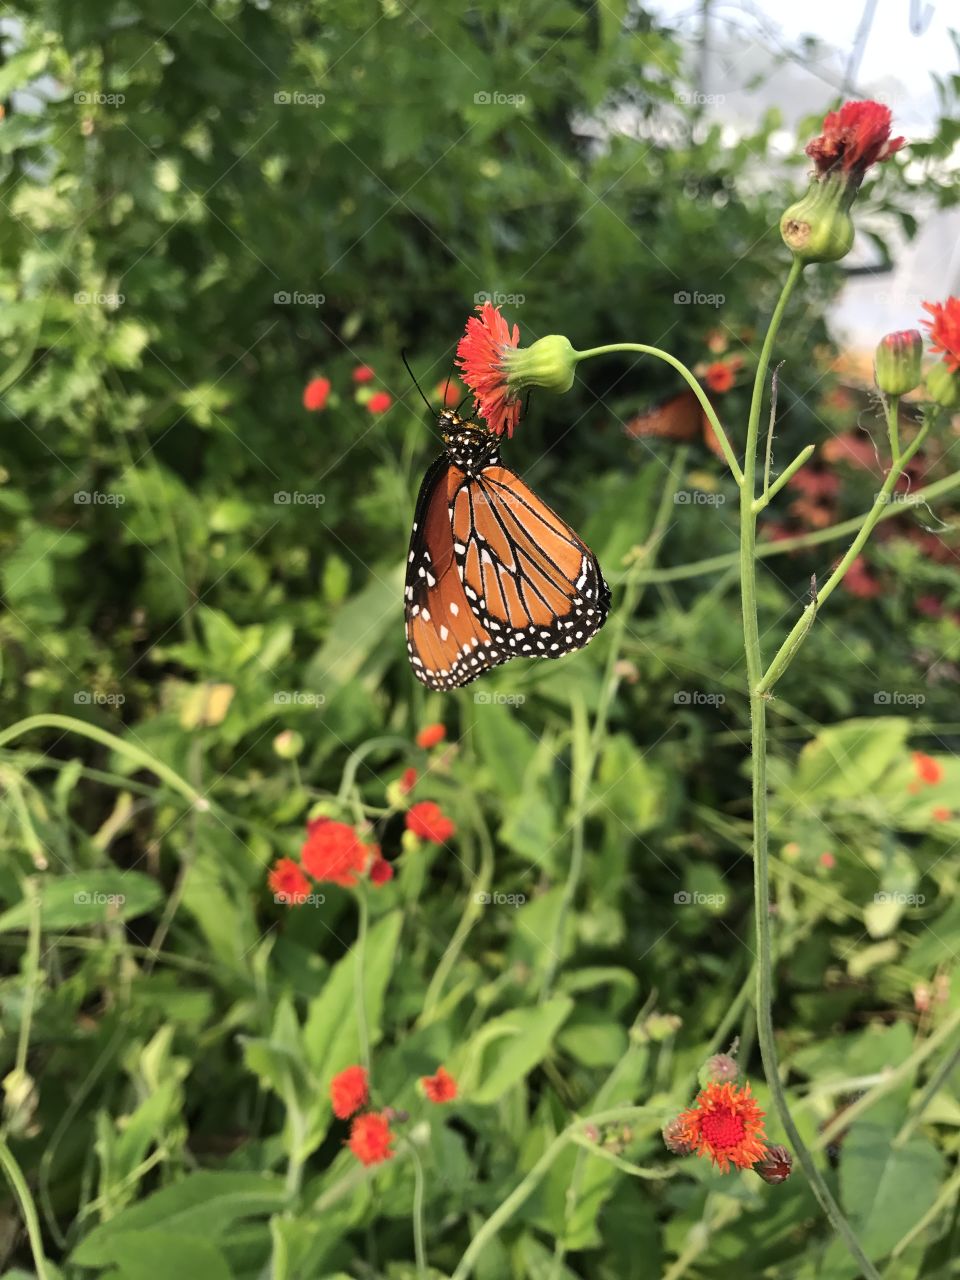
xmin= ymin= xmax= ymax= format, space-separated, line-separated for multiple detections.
xmin=753 ymin=1143 xmax=794 ymax=1184
xmin=805 ymin=100 xmax=904 ymax=184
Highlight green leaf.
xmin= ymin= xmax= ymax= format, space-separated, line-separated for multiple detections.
xmin=76 ymin=1232 xmax=233 ymax=1280
xmin=458 ymin=997 xmax=573 ymax=1104
xmin=790 ymin=719 xmax=910 ymax=802
xmin=841 ymin=1122 xmax=943 ymax=1258
xmin=0 ymin=872 xmax=162 ymax=933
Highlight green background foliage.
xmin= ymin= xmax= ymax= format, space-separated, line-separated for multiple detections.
xmin=0 ymin=2 xmax=959 ymax=1277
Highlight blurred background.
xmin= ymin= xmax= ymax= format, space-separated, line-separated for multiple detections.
xmin=1 ymin=1 xmax=959 ymax=1277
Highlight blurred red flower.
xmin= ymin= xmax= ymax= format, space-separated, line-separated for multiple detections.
xmin=330 ymin=1065 xmax=368 ymax=1119
xmin=843 ymin=555 xmax=882 ymax=598
xmin=347 ymin=1112 xmax=394 ymax=1165
xmin=416 ymin=723 xmax=446 ymax=749
xmin=704 ymin=361 xmax=735 ymax=393
xmin=406 ymin=801 xmax=455 ymax=843
xmin=932 ymin=806 xmax=952 ymax=822
xmin=913 ymin=752 xmax=943 ymax=786
xmin=435 ymin=379 xmax=464 ymax=408
xmin=399 ymin=766 xmax=418 ymax=794
xmin=367 ymin=391 xmax=393 ymax=414
xmin=370 ymin=856 xmax=394 ymax=885
xmin=805 ymin=100 xmax=904 ymax=181
xmin=456 ymin=302 xmax=522 ymax=438
xmin=301 ymin=818 xmax=369 ymax=887
xmin=921 ymin=297 xmax=960 ymax=373
xmin=421 ymin=1066 xmax=457 ymax=1103
xmin=303 ymin=377 xmax=331 ymax=411
xmin=268 ymin=857 xmax=310 ymax=905
xmin=353 ymin=365 xmax=375 ymax=383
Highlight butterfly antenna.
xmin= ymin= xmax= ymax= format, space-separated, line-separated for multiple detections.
xmin=401 ymin=349 xmax=435 ymax=415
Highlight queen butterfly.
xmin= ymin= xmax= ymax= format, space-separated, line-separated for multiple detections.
xmin=405 ymin=409 xmax=610 ymax=690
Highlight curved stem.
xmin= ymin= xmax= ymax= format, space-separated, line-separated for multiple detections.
xmin=740 ymin=260 xmax=880 ymax=1280
xmin=0 ymin=1139 xmax=52 ymax=1280
xmin=575 ymin=344 xmax=742 ymax=484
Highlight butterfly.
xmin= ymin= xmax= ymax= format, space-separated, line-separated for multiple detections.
xmin=405 ymin=408 xmax=610 ymax=690
xmin=624 ymin=389 xmax=725 ymax=456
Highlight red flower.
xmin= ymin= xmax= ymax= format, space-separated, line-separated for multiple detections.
xmin=805 ymin=100 xmax=904 ymax=181
xmin=677 ymin=1081 xmax=767 ymax=1172
xmin=819 ymin=851 xmax=836 ymax=869
xmin=268 ymin=857 xmax=310 ymax=905
xmin=456 ymin=302 xmax=522 ymax=438
xmin=353 ymin=365 xmax=375 ymax=383
xmin=399 ymin=767 xmax=418 ymax=794
xmin=421 ymin=1066 xmax=457 ymax=1103
xmin=843 ymin=555 xmax=882 ymax=598
xmin=303 ymin=377 xmax=331 ymax=412
xmin=367 ymin=391 xmax=392 ymax=414
xmin=330 ymin=1065 xmax=368 ymax=1119
xmin=416 ymin=723 xmax=446 ymax=749
xmin=788 ymin=468 xmax=841 ymax=501
xmin=913 ymin=752 xmax=943 ymax=786
xmin=932 ymin=806 xmax=952 ymax=822
xmin=704 ymin=361 xmax=735 ymax=394
xmin=347 ymin=1111 xmax=395 ymax=1165
xmin=370 ymin=856 xmax=394 ymax=885
xmin=435 ymin=379 xmax=463 ymax=408
xmin=301 ymin=818 xmax=370 ymax=887
xmin=406 ymin=801 xmax=455 ymax=843
xmin=921 ymin=298 xmax=960 ymax=373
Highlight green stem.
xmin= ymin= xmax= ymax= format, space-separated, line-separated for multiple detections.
xmin=575 ymin=344 xmax=742 ymax=483
xmin=408 ymin=1138 xmax=428 ymax=1278
xmin=354 ymin=887 xmax=371 ymax=1073
xmin=0 ymin=1138 xmax=52 ymax=1280
xmin=886 ymin=395 xmax=901 ymax=461
xmin=739 ymin=260 xmax=880 ymax=1280
xmin=759 ymin=417 xmax=931 ymax=695
xmin=451 ymin=1105 xmax=662 ymax=1280
xmin=754 ymin=443 xmax=816 ymax=512
xmin=14 ymin=879 xmax=42 ymax=1080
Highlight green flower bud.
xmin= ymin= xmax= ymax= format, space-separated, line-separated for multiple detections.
xmin=874 ymin=330 xmax=923 ymax=395
xmin=780 ymin=176 xmax=854 ymax=264
xmin=273 ymin=729 xmax=304 ymax=760
xmin=926 ymin=360 xmax=960 ymax=409
xmin=503 ymin=334 xmax=578 ymax=395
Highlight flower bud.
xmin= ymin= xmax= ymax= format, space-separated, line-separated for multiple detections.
xmin=502 ymin=334 xmax=578 ymax=395
xmin=661 ymin=1115 xmax=696 ymax=1156
xmin=753 ymin=1143 xmax=793 ymax=1184
xmin=780 ymin=176 xmax=854 ymax=264
xmin=697 ymin=1052 xmax=740 ymax=1088
xmin=926 ymin=360 xmax=960 ymax=409
xmin=273 ymin=729 xmax=304 ymax=760
xmin=875 ymin=330 xmax=922 ymax=395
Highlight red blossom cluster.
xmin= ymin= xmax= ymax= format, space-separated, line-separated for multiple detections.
xmin=267 ymin=817 xmax=392 ymax=905
xmin=302 ymin=366 xmax=394 ymax=416
xmin=329 ymin=1062 xmax=458 ymax=1166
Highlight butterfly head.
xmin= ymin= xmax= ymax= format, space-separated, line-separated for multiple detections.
xmin=439 ymin=409 xmax=500 ymax=473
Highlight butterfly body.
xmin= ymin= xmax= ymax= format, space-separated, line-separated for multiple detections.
xmin=405 ymin=409 xmax=610 ymax=691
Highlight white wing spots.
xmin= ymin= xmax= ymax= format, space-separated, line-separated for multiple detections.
xmin=440 ymin=624 xmax=449 ymax=641
xmin=449 ymin=602 xmax=459 ymax=616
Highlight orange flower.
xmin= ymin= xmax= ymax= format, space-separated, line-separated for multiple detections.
xmin=677 ymin=1081 xmax=767 ymax=1172
xmin=932 ymin=806 xmax=951 ymax=822
xmin=704 ymin=361 xmax=735 ymax=394
xmin=421 ymin=1066 xmax=457 ymax=1103
xmin=301 ymin=818 xmax=369 ymax=887
xmin=921 ymin=297 xmax=960 ymax=373
xmin=268 ymin=857 xmax=310 ymax=905
xmin=303 ymin=377 xmax=331 ymax=411
xmin=347 ymin=1111 xmax=395 ymax=1165
xmin=330 ymin=1065 xmax=368 ymax=1119
xmin=406 ymin=801 xmax=455 ymax=843
xmin=805 ymin=100 xmax=904 ymax=181
xmin=819 ymin=851 xmax=836 ymax=869
xmin=416 ymin=723 xmax=446 ymax=749
xmin=913 ymin=752 xmax=943 ymax=786
xmin=456 ymin=302 xmax=522 ymax=438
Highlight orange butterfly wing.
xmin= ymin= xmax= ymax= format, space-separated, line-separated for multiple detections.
xmin=625 ymin=390 xmax=724 ymax=458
